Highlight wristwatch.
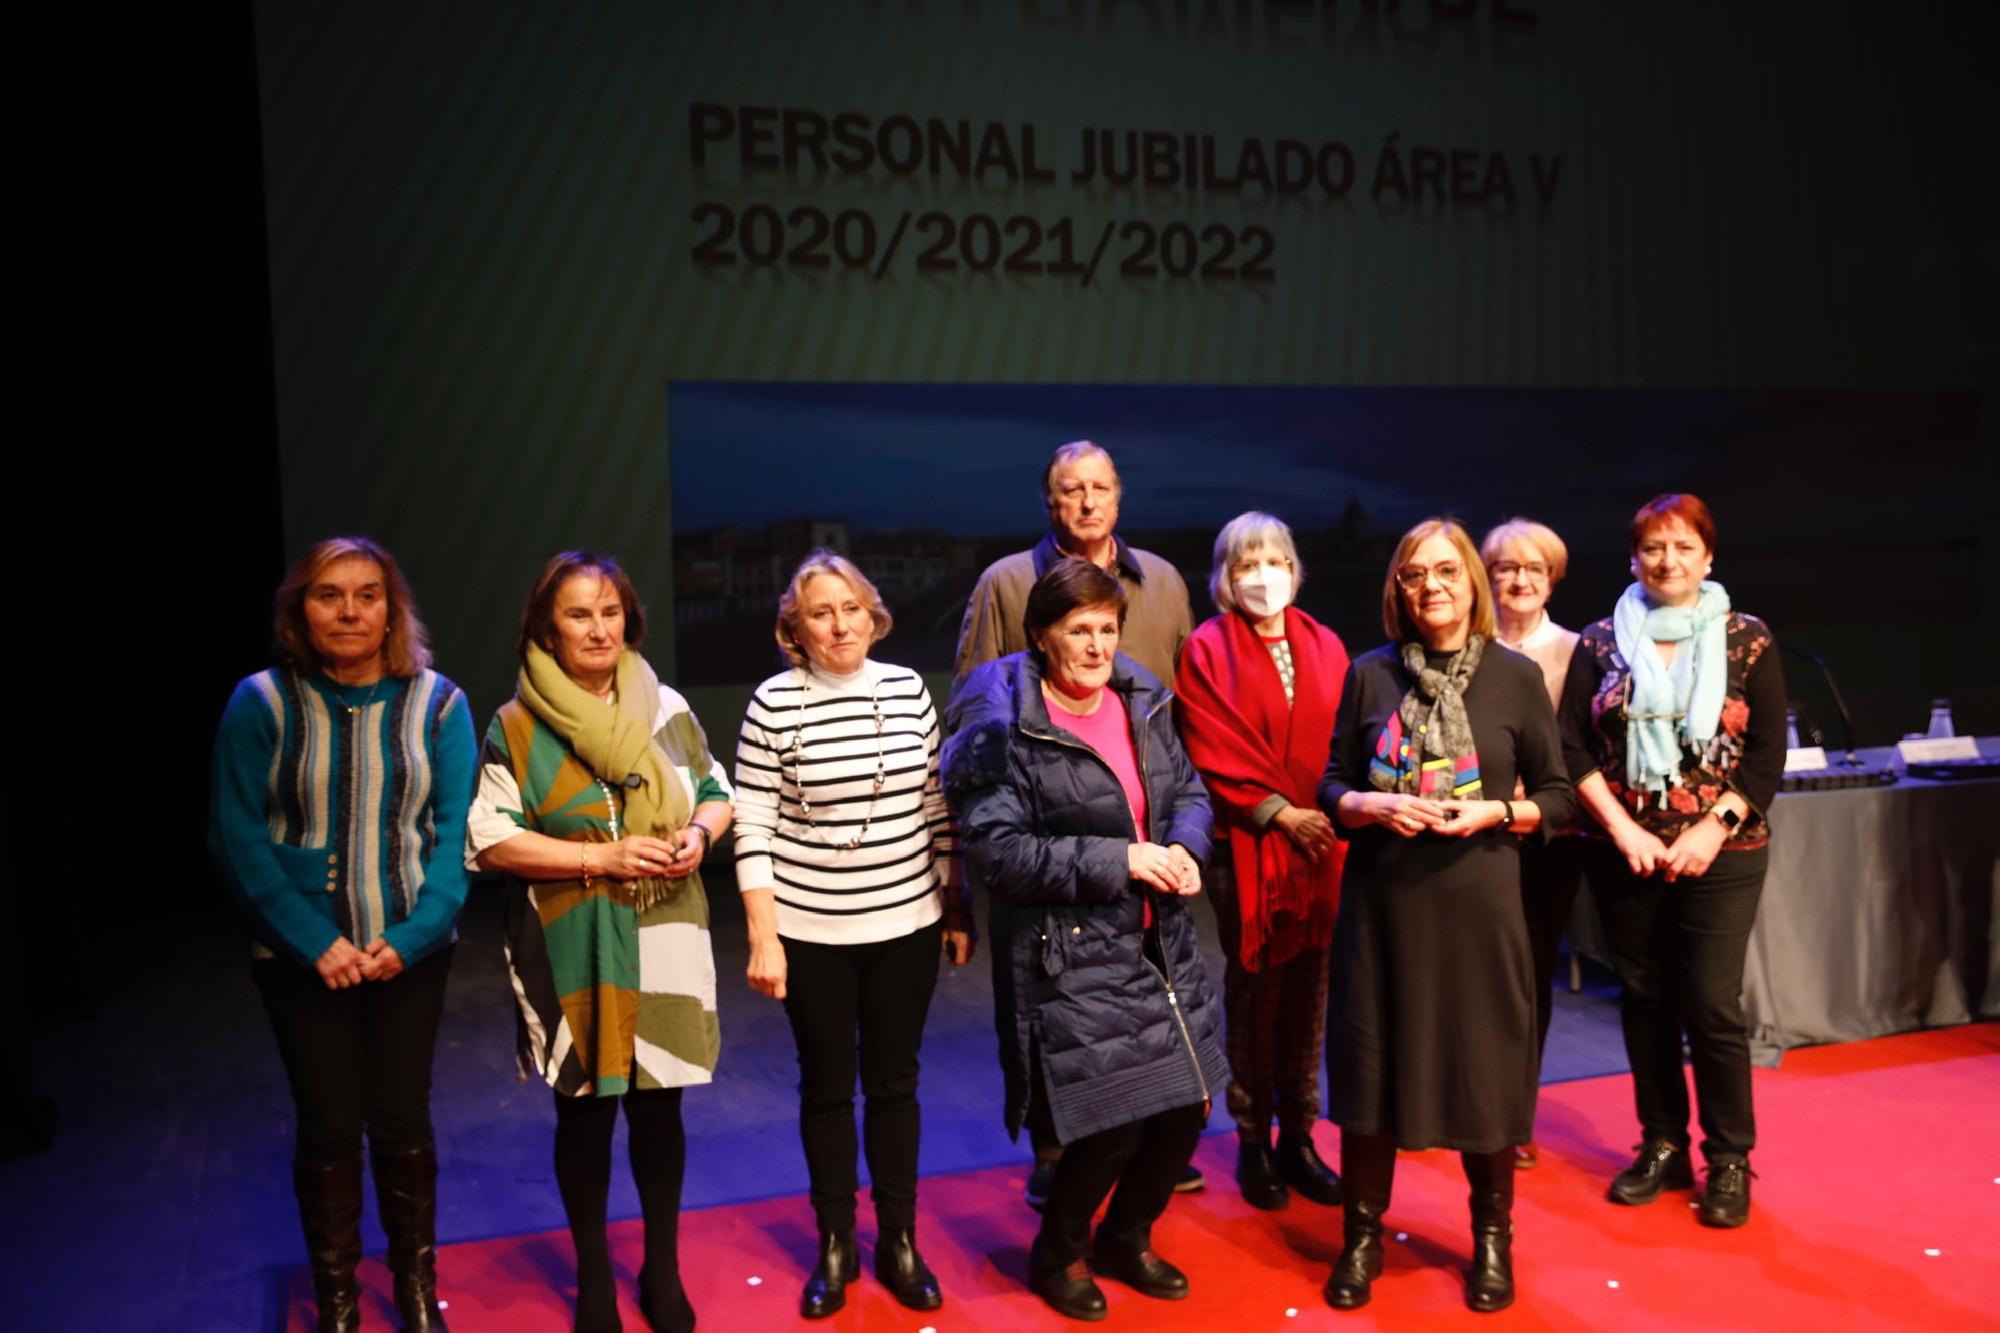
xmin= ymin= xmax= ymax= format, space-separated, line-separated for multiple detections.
xmin=1496 ymin=801 xmax=1516 ymax=831
xmin=1708 ymin=804 xmax=1742 ymax=833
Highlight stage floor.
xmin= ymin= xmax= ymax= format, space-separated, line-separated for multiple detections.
xmin=292 ymin=1024 xmax=2000 ymax=1331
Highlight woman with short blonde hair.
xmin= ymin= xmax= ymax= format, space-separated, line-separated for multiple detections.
xmin=1480 ymin=517 xmax=1584 ymax=1171
xmin=737 ymin=549 xmax=971 ymax=1319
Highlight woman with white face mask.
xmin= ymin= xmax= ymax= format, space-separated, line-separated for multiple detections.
xmin=1174 ymin=513 xmax=1351 ymax=1212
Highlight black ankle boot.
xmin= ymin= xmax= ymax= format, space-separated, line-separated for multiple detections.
xmin=1463 ymin=1147 xmax=1516 ymax=1313
xmin=874 ymin=1227 xmax=942 ymax=1311
xmin=799 ymin=1229 xmax=859 ymax=1319
xmin=373 ymin=1143 xmax=450 ymax=1332
xmin=295 ymin=1157 xmax=364 ymax=1333
xmin=1324 ymin=1200 xmax=1385 ymax=1309
xmin=1324 ymin=1132 xmax=1395 ymax=1311
xmin=1236 ymin=1134 xmax=1289 ymax=1211
xmin=1466 ymin=1219 xmax=1513 ymax=1312
xmin=1276 ymin=1129 xmax=1344 ymax=1206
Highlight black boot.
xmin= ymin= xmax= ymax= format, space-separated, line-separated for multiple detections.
xmin=1324 ymin=1132 xmax=1394 ymax=1310
xmin=373 ymin=1143 xmax=450 ymax=1332
xmin=799 ymin=1229 xmax=859 ymax=1319
xmin=1235 ymin=1132 xmax=1289 ymax=1211
xmin=1462 ymin=1148 xmax=1515 ymax=1313
xmin=295 ymin=1157 xmax=364 ymax=1333
xmin=1276 ymin=1128 xmax=1343 ymax=1206
xmin=874 ymin=1227 xmax=942 ymax=1311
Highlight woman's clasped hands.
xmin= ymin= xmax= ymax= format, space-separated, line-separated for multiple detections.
xmin=1128 ymin=841 xmax=1202 ymax=896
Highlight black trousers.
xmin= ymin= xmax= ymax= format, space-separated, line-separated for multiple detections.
xmin=1520 ymin=837 xmax=1586 ymax=1065
xmin=1592 ymin=845 xmax=1768 ymax=1162
xmin=1028 ymin=1095 xmax=1206 ymax=1267
xmin=254 ymin=945 xmax=453 ymax=1165
xmin=780 ymin=920 xmax=943 ymax=1232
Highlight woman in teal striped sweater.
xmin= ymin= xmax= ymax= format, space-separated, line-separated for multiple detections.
xmin=209 ymin=536 xmax=474 ymax=1333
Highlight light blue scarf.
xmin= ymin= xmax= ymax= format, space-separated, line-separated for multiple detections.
xmin=1613 ymin=580 xmax=1731 ymax=795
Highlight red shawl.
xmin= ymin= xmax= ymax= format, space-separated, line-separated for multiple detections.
xmin=1174 ymin=607 xmax=1348 ymax=971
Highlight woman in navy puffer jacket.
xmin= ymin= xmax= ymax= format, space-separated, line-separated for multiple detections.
xmin=944 ymin=559 xmax=1227 ymax=1322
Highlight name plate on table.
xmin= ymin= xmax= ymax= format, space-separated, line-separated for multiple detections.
xmin=1784 ymin=746 xmax=1828 ymax=772
xmin=1896 ymin=736 xmax=1979 ymax=763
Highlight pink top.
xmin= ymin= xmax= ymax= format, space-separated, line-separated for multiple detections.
xmin=1044 ymin=686 xmax=1149 ymax=838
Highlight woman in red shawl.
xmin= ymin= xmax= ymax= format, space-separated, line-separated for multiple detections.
xmin=1175 ymin=512 xmax=1349 ymax=1211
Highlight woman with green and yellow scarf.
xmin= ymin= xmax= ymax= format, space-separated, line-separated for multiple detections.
xmin=468 ymin=552 xmax=732 ymax=1333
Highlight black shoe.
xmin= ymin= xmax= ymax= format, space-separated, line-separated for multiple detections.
xmin=1466 ymin=1221 xmax=1514 ymax=1313
xmin=874 ymin=1227 xmax=942 ymax=1311
xmin=1276 ymin=1131 xmax=1343 ymax=1207
xmin=1029 ymin=1254 xmax=1108 ymax=1321
xmin=1236 ymin=1136 xmax=1289 ymax=1211
xmin=1698 ymin=1159 xmax=1754 ymax=1228
xmin=573 ymin=1275 xmax=622 ymax=1333
xmin=1322 ymin=1203 xmax=1385 ymax=1311
xmin=1025 ymin=1159 xmax=1056 ymax=1211
xmin=638 ymin=1262 xmax=695 ymax=1333
xmin=372 ymin=1144 xmax=450 ymax=1332
xmin=1094 ymin=1245 xmax=1189 ymax=1300
xmin=799 ymin=1229 xmax=859 ymax=1319
xmin=1172 ymin=1162 xmax=1206 ymax=1193
xmin=1607 ymin=1139 xmax=1694 ymax=1205
xmin=295 ymin=1158 xmax=364 ymax=1333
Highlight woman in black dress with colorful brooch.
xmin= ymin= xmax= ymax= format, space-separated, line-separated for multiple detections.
xmin=1317 ymin=518 xmax=1574 ymax=1314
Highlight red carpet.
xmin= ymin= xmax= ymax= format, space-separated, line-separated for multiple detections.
xmin=294 ymin=1024 xmax=2000 ymax=1330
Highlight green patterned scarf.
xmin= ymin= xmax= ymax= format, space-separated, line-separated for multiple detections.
xmin=519 ymin=644 xmax=691 ymax=910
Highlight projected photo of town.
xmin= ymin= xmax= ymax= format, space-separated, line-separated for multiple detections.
xmin=669 ymin=384 xmax=1975 ymax=734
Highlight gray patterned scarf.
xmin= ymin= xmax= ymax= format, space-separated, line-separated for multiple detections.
xmin=1370 ymin=635 xmax=1486 ymax=796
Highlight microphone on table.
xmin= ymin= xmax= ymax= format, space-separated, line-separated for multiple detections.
xmin=1778 ymin=640 xmax=1859 ymax=765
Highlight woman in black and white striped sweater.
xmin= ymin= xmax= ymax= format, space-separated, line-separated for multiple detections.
xmin=733 ymin=549 xmax=975 ymax=1320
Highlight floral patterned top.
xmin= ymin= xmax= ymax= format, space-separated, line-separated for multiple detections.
xmin=1557 ymin=612 xmax=1787 ymax=851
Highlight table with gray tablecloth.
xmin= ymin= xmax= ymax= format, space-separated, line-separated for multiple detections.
xmin=1569 ymin=741 xmax=2000 ymax=1066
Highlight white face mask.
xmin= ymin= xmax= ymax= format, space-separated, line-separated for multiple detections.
xmin=1234 ymin=565 xmax=1294 ymax=620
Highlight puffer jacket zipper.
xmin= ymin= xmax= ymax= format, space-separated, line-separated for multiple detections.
xmin=1132 ymin=690 xmax=1212 ymax=1116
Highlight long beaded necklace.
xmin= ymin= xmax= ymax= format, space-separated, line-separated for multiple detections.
xmin=782 ymin=666 xmax=887 ymax=851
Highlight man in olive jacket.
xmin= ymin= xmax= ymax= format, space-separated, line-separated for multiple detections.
xmin=951 ymin=441 xmax=1193 ymax=695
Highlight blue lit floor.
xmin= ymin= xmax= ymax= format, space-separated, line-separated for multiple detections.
xmin=0 ymin=880 xmax=1627 ymax=1331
